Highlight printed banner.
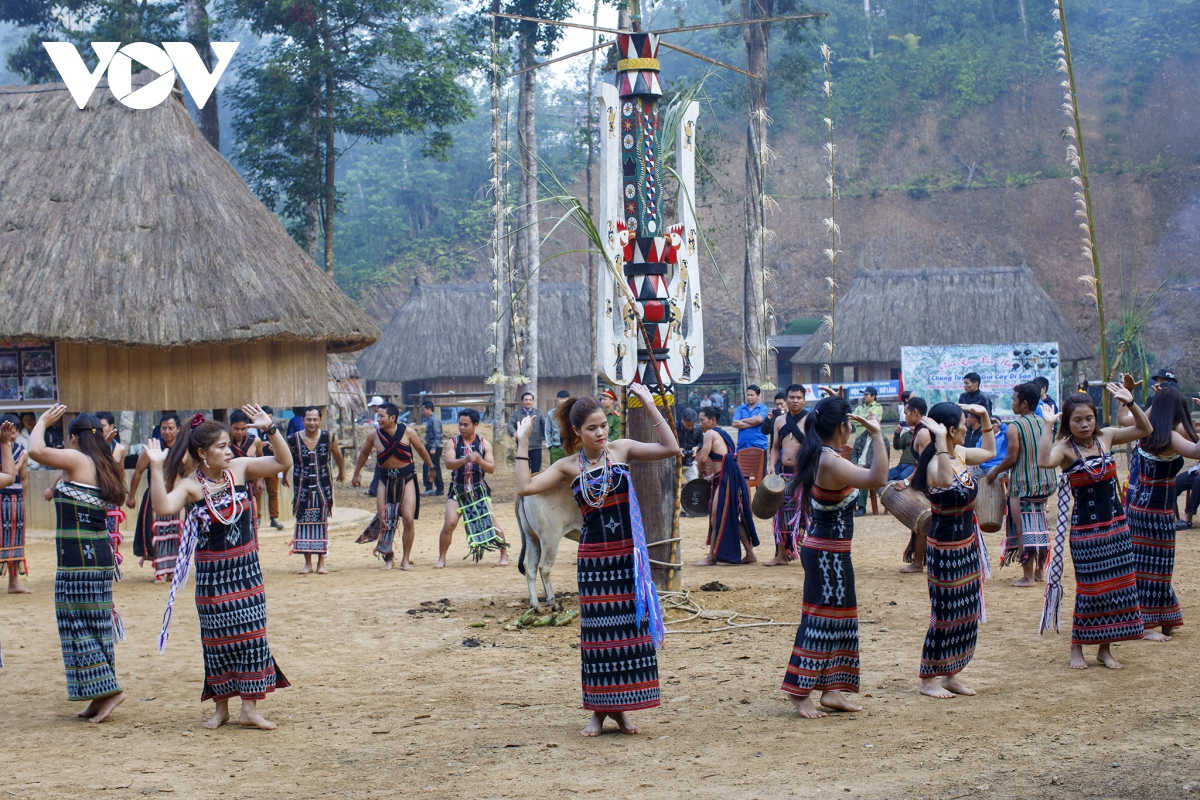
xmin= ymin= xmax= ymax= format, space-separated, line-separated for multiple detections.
xmin=0 ymin=341 xmax=58 ymax=410
xmin=800 ymin=380 xmax=902 ymax=403
xmin=900 ymin=343 xmax=1060 ymax=418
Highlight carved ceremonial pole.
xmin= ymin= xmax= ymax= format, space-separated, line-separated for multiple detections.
xmin=596 ymin=12 xmax=705 ymax=592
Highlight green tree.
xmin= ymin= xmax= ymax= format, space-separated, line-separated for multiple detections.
xmin=223 ymin=0 xmax=478 ymax=275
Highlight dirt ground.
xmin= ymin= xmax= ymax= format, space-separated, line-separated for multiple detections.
xmin=2 ymin=462 xmax=1198 ymax=800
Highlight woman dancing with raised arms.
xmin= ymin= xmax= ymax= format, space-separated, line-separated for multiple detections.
xmin=515 ymin=383 xmax=679 ymax=737
xmin=146 ymin=406 xmax=294 ymax=730
xmin=908 ymin=402 xmax=994 ymax=699
xmin=1037 ymin=382 xmax=1152 ymax=669
xmin=1121 ymin=384 xmax=1199 ymax=641
xmin=27 ymin=406 xmax=127 ymax=721
xmin=780 ymin=396 xmax=888 ymax=719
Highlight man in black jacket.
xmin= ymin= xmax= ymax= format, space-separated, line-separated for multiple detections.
xmin=958 ymin=371 xmax=993 ymax=415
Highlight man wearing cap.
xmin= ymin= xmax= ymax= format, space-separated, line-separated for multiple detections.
xmin=600 ymin=389 xmax=622 ymax=439
xmin=1146 ymin=369 xmax=1180 ymax=409
xmin=507 ymin=392 xmax=546 ymax=472
xmin=546 ymin=390 xmax=569 ymax=463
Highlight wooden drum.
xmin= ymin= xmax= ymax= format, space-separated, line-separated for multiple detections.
xmin=751 ymin=474 xmax=787 ymax=520
xmin=879 ymin=480 xmax=931 ymax=537
xmin=974 ymin=473 xmax=1006 ymax=533
xmin=681 ymin=478 xmax=712 ymax=516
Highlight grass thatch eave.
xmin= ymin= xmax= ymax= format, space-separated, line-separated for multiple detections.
xmin=791 ymin=266 xmax=1093 ymax=365
xmin=0 ymin=77 xmax=379 ymax=351
xmin=357 ymin=279 xmax=592 ymax=383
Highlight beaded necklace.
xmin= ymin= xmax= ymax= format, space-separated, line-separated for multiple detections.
xmin=577 ymin=445 xmax=616 ymax=509
xmin=195 ymin=468 xmax=243 ymax=525
xmin=950 ymin=450 xmax=975 ymax=489
xmin=1069 ymin=436 xmax=1107 ymax=479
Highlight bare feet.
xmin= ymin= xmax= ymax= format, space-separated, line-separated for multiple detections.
xmin=299 ymin=563 xmax=312 ymax=575
xmin=610 ymin=712 xmax=641 ymax=734
xmin=1143 ymin=629 xmax=1171 ymax=642
xmin=399 ymin=558 xmax=414 ymax=571
xmin=316 ymin=563 xmax=328 ymax=575
xmin=1162 ymin=625 xmax=1178 ymax=637
xmin=898 ymin=563 xmax=924 ymax=574
xmin=693 ymin=555 xmax=717 ymax=566
xmin=1035 ymin=567 xmax=1046 ymax=582
xmin=919 ymin=678 xmax=956 ymax=699
xmin=818 ymin=691 xmax=862 ymax=713
xmin=1097 ymin=644 xmax=1123 ymax=669
xmin=204 ymin=700 xmax=230 ymax=729
xmin=87 ymin=691 xmax=125 ymax=723
xmin=381 ymin=557 xmax=395 ymax=571
xmin=941 ymin=675 xmax=976 ymax=696
xmin=238 ymin=700 xmax=276 ymax=730
xmin=432 ymin=558 xmax=446 ymax=569
xmin=763 ymin=556 xmax=789 ymax=567
xmin=7 ymin=581 xmax=32 ymax=593
xmin=787 ymin=694 xmax=827 ymax=719
xmin=581 ymin=712 xmax=606 ymax=737
xmin=1069 ymin=645 xmax=1088 ymax=670
xmin=1011 ymin=576 xmax=1036 ymax=587
xmin=77 ymin=699 xmax=102 ymax=718
xmin=741 ymin=554 xmax=758 ymax=564
xmin=495 ymin=550 xmax=510 ymax=567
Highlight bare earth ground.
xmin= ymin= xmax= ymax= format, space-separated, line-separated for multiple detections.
xmin=2 ymin=466 xmax=1199 ymax=800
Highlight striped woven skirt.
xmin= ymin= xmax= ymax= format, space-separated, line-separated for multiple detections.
xmin=291 ymin=488 xmax=329 ymax=555
xmin=781 ymin=536 xmax=860 ymax=698
xmin=920 ymin=532 xmax=982 ymax=677
xmin=136 ymin=490 xmax=181 ymax=581
xmin=0 ymin=491 xmax=26 ymax=576
xmin=772 ymin=470 xmax=801 ymax=561
xmin=1128 ymin=506 xmax=1183 ymax=629
xmin=195 ymin=538 xmax=289 ymax=701
xmin=1069 ymin=516 xmax=1144 ymax=645
xmin=1002 ymin=496 xmax=1050 ymax=568
xmin=577 ymin=536 xmax=660 ymax=712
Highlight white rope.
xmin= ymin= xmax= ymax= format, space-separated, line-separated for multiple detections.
xmin=658 ymin=589 xmax=798 ymax=634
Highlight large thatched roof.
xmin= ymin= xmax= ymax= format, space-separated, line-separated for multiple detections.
xmin=791 ymin=266 xmax=1092 ymax=364
xmin=357 ymin=280 xmax=592 ymax=382
xmin=0 ymin=77 xmax=379 ymax=351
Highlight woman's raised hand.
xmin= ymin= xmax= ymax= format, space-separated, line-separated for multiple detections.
xmin=1107 ymin=381 xmax=1133 ymax=406
xmin=921 ymin=416 xmax=948 ymax=439
xmin=144 ymin=437 xmax=167 ymax=465
xmin=39 ymin=404 xmax=67 ymax=426
xmin=849 ymin=413 xmax=881 ymax=436
xmin=627 ymin=382 xmax=654 ymax=407
xmin=0 ymin=420 xmax=15 ymax=445
xmin=958 ymin=403 xmax=988 ymax=417
xmin=1122 ymin=373 xmax=1143 ymax=396
xmin=1039 ymin=403 xmax=1061 ymax=425
xmin=242 ymin=404 xmax=273 ymax=430
xmin=515 ymin=416 xmax=533 ymax=442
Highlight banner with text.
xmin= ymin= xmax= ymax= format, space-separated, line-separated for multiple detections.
xmin=900 ymin=343 xmax=1060 ymax=418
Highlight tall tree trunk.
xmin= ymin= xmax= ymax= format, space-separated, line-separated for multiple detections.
xmin=863 ymin=0 xmax=874 ymax=58
xmin=490 ymin=0 xmax=511 ymax=458
xmin=184 ymin=0 xmax=220 ymax=150
xmin=1017 ymin=0 xmax=1028 ymax=44
xmin=322 ymin=11 xmax=336 ymax=276
xmin=742 ymin=0 xmax=770 ymax=388
xmin=586 ymin=0 xmax=600 ymax=396
xmin=517 ymin=33 xmax=540 ymax=400
xmin=305 ymin=200 xmax=320 ymax=259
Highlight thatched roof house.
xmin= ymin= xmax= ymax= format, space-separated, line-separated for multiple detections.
xmin=357 ymin=280 xmax=592 ymax=410
xmin=0 ymin=76 xmax=379 ymax=411
xmin=790 ymin=266 xmax=1092 ymax=383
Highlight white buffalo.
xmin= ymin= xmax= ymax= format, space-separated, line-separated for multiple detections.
xmin=515 ymin=483 xmax=582 ymax=608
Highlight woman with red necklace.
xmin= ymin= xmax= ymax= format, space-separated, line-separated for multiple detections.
xmin=146 ymin=406 xmax=294 ymax=730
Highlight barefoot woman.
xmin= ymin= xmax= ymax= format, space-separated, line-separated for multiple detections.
xmin=148 ymin=408 xmax=293 ymax=729
xmin=28 ymin=407 xmax=127 ymax=721
xmin=515 ymin=384 xmax=678 ymax=737
xmin=1123 ymin=384 xmax=1199 ymax=641
xmin=1037 ymin=383 xmax=1152 ymax=669
xmin=908 ymin=402 xmax=995 ymax=699
xmin=781 ymin=397 xmax=888 ymax=718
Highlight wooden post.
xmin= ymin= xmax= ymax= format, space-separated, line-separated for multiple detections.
xmin=627 ymin=393 xmax=681 ymax=592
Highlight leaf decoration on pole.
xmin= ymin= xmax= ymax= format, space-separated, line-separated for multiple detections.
xmin=819 ymin=41 xmax=840 ymax=382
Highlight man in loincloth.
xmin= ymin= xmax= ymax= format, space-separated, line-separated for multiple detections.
xmin=288 ymin=407 xmax=344 ymax=574
xmin=764 ymin=384 xmax=808 ymax=566
xmin=352 ymin=403 xmax=432 ymax=571
xmin=986 ymin=382 xmax=1057 ymax=587
xmin=694 ymin=407 xmax=758 ymax=566
xmin=434 ymin=409 xmax=507 ymax=568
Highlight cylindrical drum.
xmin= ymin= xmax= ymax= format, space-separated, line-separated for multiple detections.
xmin=680 ymin=478 xmax=712 ymax=516
xmin=879 ymin=480 xmax=931 ymax=537
xmin=751 ymin=474 xmax=787 ymax=520
xmin=974 ymin=473 xmax=1006 ymax=533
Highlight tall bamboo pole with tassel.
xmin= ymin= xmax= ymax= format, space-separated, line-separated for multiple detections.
xmin=820 ymin=41 xmax=840 ymax=382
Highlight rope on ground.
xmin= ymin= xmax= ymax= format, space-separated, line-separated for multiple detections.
xmin=657 ymin=589 xmax=798 ymax=635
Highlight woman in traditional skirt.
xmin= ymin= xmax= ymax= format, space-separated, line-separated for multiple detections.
xmin=515 ymin=384 xmax=678 ymax=737
xmin=147 ymin=407 xmax=293 ymax=730
xmin=128 ymin=413 xmax=182 ymax=582
xmin=780 ymin=396 xmax=888 ymax=719
xmin=908 ymin=402 xmax=995 ymax=699
xmin=28 ymin=406 xmax=128 ymax=721
xmin=1123 ymin=385 xmax=1199 ymax=641
xmin=1037 ymin=383 xmax=1152 ymax=669
xmin=1 ymin=415 xmax=30 ymax=594
xmin=0 ymin=420 xmax=18 ymax=664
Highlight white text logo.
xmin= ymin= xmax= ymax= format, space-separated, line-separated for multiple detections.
xmin=42 ymin=41 xmax=239 ymax=110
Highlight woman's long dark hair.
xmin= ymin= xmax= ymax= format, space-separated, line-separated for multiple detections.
xmin=164 ymin=418 xmax=230 ymax=489
xmin=69 ymin=414 xmax=126 ymax=506
xmin=909 ymin=402 xmax=964 ymax=494
xmin=1142 ymin=384 xmax=1198 ymax=455
xmin=1057 ymin=393 xmax=1096 ymax=441
xmin=557 ymin=396 xmax=604 ymax=455
xmin=790 ymin=396 xmax=850 ymax=509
